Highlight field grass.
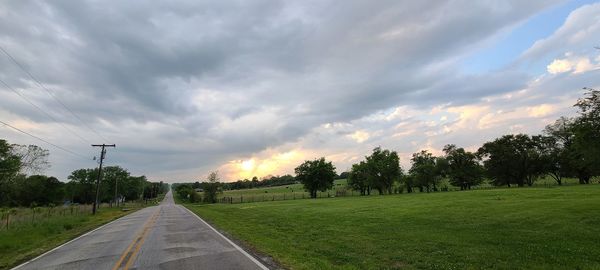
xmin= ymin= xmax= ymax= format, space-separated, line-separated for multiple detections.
xmin=213 ymin=177 xmax=587 ymax=203
xmin=185 ymin=185 xmax=600 ymax=270
xmin=0 ymin=205 xmax=142 ymax=270
xmin=207 ymin=179 xmax=349 ymax=203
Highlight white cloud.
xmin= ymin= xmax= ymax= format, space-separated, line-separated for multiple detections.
xmin=348 ymin=130 xmax=370 ymax=143
xmin=547 ymin=54 xmax=599 ymax=75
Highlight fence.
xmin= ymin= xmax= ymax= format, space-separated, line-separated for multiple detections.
xmin=217 ymin=188 xmax=379 ymax=204
xmin=215 ymin=180 xmax=598 ymax=205
xmin=0 ymin=201 xmax=146 ymax=231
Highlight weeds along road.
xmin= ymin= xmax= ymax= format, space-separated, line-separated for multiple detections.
xmin=12 ymin=191 xmax=268 ymax=270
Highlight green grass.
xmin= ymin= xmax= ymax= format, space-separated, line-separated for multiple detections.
xmin=0 ymin=206 xmax=141 ymax=270
xmin=214 ymin=177 xmax=586 ymax=203
xmin=185 ymin=185 xmax=600 ymax=270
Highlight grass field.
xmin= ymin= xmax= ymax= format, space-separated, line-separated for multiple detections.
xmin=210 ymin=177 xmax=586 ymax=204
xmin=185 ymin=185 xmax=600 ymax=270
xmin=0 ymin=204 xmax=143 ymax=270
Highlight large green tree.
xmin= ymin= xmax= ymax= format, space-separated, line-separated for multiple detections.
xmin=365 ymin=147 xmax=402 ymax=195
xmin=572 ymin=87 xmax=600 ymax=182
xmin=409 ymin=150 xmax=443 ymax=192
xmin=441 ymin=144 xmax=484 ymax=190
xmin=295 ymin=157 xmax=336 ymax=198
xmin=348 ymin=161 xmax=371 ymax=195
xmin=477 ymin=134 xmax=546 ymax=187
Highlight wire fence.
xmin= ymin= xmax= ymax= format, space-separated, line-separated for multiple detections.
xmin=215 ymin=181 xmax=597 ymax=205
xmin=0 ymin=201 xmax=146 ymax=231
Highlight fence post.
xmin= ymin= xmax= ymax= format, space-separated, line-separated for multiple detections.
xmin=6 ymin=212 xmax=9 ymax=230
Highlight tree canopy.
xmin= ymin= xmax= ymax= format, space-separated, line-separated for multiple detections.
xmin=295 ymin=157 xmax=336 ymax=198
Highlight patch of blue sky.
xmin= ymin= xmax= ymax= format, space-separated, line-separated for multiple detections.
xmin=461 ymin=0 xmax=599 ymax=75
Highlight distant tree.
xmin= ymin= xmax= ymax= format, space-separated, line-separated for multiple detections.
xmin=348 ymin=161 xmax=371 ymax=195
xmin=295 ymin=157 xmax=336 ymax=198
xmin=202 ymin=171 xmax=221 ymax=203
xmin=477 ymin=134 xmax=545 ymax=187
xmin=409 ymin=150 xmax=443 ymax=192
xmin=67 ymin=168 xmax=97 ymax=203
xmin=338 ymin=171 xmax=350 ymax=180
xmin=101 ymin=166 xmax=130 ymax=206
xmin=14 ymin=175 xmax=64 ymax=206
xmin=175 ymin=184 xmax=200 ymax=203
xmin=365 ymin=147 xmax=402 ymax=195
xmin=441 ymin=144 xmax=484 ymax=190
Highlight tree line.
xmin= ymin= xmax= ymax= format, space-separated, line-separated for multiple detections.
xmin=173 ymin=171 xmax=221 ymax=203
xmin=298 ymin=88 xmax=599 ymax=198
xmin=0 ymin=139 xmax=168 ymax=207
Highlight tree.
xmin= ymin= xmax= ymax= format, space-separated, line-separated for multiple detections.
xmin=409 ymin=150 xmax=443 ymax=192
xmin=477 ymin=134 xmax=545 ymax=187
xmin=0 ymin=139 xmax=21 ymax=206
xmin=10 ymin=144 xmax=50 ymax=174
xmin=365 ymin=147 xmax=402 ymax=195
xmin=202 ymin=171 xmax=221 ymax=203
xmin=67 ymin=168 xmax=97 ymax=204
xmin=441 ymin=144 xmax=484 ymax=190
xmin=348 ymin=161 xmax=371 ymax=195
xmin=571 ymin=87 xmax=600 ymax=181
xmin=14 ymin=175 xmax=64 ymax=206
xmin=295 ymin=157 xmax=336 ymax=198
xmin=101 ymin=166 xmax=130 ymax=206
xmin=175 ymin=184 xmax=201 ymax=203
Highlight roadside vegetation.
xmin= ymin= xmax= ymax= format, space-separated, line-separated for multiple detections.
xmin=0 ymin=205 xmax=143 ymax=270
xmin=0 ymin=137 xmax=169 ymax=269
xmin=185 ymin=185 xmax=600 ymax=269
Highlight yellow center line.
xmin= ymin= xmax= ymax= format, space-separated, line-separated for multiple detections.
xmin=112 ymin=209 xmax=161 ymax=270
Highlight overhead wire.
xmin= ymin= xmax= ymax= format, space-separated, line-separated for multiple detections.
xmin=0 ymin=77 xmax=91 ymax=144
xmin=0 ymin=119 xmax=90 ymax=160
xmin=0 ymin=45 xmax=111 ymax=143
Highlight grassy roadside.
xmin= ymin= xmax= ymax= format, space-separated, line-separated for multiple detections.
xmin=0 ymin=205 xmax=142 ymax=270
xmin=184 ymin=185 xmax=600 ymax=270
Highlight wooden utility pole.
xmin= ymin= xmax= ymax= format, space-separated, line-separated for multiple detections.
xmin=92 ymin=144 xmax=115 ymax=215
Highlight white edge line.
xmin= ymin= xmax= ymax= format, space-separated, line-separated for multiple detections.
xmin=11 ymin=208 xmax=144 ymax=270
xmin=179 ymin=205 xmax=270 ymax=270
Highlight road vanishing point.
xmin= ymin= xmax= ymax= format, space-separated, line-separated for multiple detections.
xmin=12 ymin=191 xmax=268 ymax=270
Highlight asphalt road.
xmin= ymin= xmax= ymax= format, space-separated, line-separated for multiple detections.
xmin=13 ymin=191 xmax=268 ymax=270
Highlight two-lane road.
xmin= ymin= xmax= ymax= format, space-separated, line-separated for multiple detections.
xmin=13 ymin=191 xmax=268 ymax=270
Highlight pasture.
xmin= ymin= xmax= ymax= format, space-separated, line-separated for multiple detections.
xmin=210 ymin=177 xmax=584 ymax=204
xmin=185 ymin=184 xmax=600 ymax=269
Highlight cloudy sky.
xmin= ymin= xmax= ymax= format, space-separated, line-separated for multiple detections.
xmin=1 ymin=0 xmax=599 ymax=182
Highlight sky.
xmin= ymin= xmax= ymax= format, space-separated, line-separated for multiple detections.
xmin=1 ymin=0 xmax=599 ymax=183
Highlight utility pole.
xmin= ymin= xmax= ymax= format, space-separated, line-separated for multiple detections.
xmin=92 ymin=144 xmax=116 ymax=215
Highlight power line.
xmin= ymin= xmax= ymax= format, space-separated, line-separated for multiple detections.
xmin=0 ymin=77 xmax=91 ymax=144
xmin=0 ymin=119 xmax=90 ymax=160
xmin=0 ymin=45 xmax=110 ymax=143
